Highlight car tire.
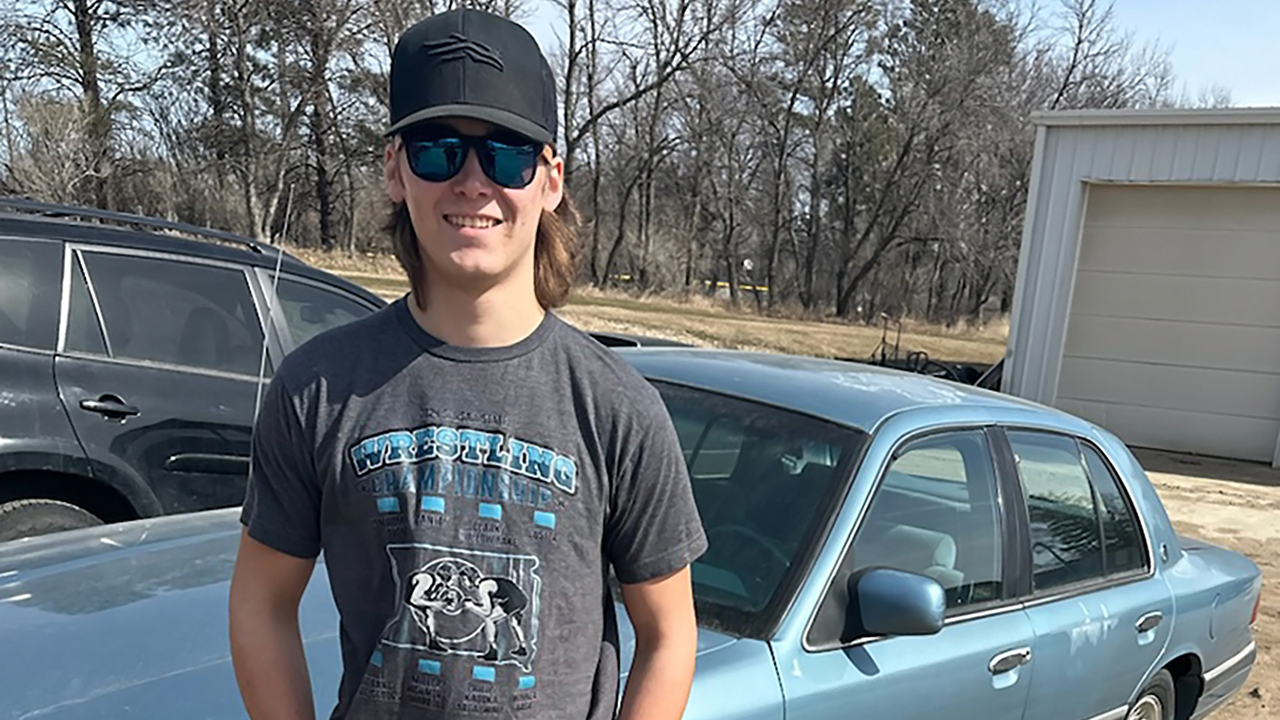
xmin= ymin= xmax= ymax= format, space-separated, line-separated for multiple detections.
xmin=1127 ymin=668 xmax=1175 ymax=720
xmin=0 ymin=499 xmax=104 ymax=542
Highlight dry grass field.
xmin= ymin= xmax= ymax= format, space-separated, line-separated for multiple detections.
xmin=290 ymin=246 xmax=1009 ymax=365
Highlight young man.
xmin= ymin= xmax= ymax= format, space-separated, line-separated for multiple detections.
xmin=228 ymin=7 xmax=707 ymax=720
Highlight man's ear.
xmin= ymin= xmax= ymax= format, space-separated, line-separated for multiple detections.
xmin=384 ymin=140 xmax=405 ymax=203
xmin=541 ymin=153 xmax=564 ymax=213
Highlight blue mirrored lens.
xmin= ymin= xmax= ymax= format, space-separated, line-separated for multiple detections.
xmin=481 ymin=141 xmax=540 ymax=188
xmin=407 ymin=138 xmax=466 ymax=182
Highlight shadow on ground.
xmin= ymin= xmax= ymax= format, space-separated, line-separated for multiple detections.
xmin=1134 ymin=447 xmax=1280 ymax=490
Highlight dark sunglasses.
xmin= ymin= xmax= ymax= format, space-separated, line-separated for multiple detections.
xmin=401 ymin=125 xmax=546 ymax=189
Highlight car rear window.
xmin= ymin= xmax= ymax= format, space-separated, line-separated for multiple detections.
xmin=0 ymin=237 xmax=63 ymax=351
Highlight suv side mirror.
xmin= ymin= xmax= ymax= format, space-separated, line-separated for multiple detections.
xmin=848 ymin=567 xmax=946 ymax=638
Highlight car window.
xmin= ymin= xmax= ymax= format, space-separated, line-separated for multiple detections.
xmin=65 ymin=255 xmax=107 ymax=355
xmin=0 ymin=237 xmax=62 ymax=350
xmin=275 ymin=277 xmax=373 ymax=349
xmin=1007 ymin=430 xmax=1105 ymax=592
xmin=80 ymin=251 xmax=264 ymax=376
xmin=856 ymin=430 xmax=1003 ymax=609
xmin=806 ymin=429 xmax=1004 ymax=648
xmin=1081 ymin=444 xmax=1147 ymax=575
xmin=653 ymin=381 xmax=866 ymax=625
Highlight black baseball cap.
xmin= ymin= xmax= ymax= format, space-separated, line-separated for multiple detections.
xmin=386 ymin=9 xmax=557 ymax=147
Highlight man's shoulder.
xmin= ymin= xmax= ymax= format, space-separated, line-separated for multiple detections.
xmin=546 ymin=317 xmax=670 ymax=422
xmin=550 ymin=318 xmax=659 ymax=392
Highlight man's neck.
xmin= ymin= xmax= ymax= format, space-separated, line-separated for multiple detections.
xmin=408 ymin=280 xmax=546 ymax=348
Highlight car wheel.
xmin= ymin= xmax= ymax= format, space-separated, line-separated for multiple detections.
xmin=0 ymin=499 xmax=104 ymax=542
xmin=1127 ymin=669 xmax=1175 ymax=720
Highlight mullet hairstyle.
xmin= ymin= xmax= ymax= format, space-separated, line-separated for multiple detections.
xmin=385 ymin=190 xmax=580 ymax=311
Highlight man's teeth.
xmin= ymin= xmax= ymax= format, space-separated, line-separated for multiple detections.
xmin=447 ymin=215 xmax=499 ymax=228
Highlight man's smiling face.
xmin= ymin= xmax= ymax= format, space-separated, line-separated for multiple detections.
xmin=384 ymin=117 xmax=564 ymax=297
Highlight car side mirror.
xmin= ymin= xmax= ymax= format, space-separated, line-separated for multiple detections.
xmin=847 ymin=567 xmax=946 ymax=638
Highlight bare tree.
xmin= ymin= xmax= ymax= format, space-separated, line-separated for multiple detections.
xmin=0 ymin=0 xmax=1209 ymax=328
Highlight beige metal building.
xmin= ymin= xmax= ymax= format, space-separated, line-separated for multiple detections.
xmin=1006 ymin=108 xmax=1280 ymax=465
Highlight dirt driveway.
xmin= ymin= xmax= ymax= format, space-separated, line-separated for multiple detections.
xmin=1134 ymin=449 xmax=1277 ymax=719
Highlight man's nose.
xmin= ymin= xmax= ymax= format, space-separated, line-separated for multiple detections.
xmin=451 ymin=148 xmax=493 ymax=196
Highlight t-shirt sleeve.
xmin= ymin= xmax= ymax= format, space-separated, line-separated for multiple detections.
xmin=239 ymin=374 xmax=322 ymax=559
xmin=604 ymin=387 xmax=708 ymax=585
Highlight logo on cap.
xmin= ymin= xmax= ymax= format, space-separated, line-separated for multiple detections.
xmin=423 ymin=33 xmax=504 ymax=70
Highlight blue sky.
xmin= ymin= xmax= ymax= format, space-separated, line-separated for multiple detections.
xmin=1110 ymin=0 xmax=1280 ymax=106
xmin=521 ymin=0 xmax=1279 ymax=108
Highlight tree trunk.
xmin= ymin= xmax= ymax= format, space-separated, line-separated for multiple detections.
xmin=231 ymin=14 xmax=264 ymax=240
xmin=685 ymin=123 xmax=704 ymax=290
xmin=603 ymin=172 xmax=640 ymax=283
xmin=308 ymin=8 xmax=334 ymax=250
xmin=562 ymin=0 xmax=579 ymax=180
xmin=207 ymin=0 xmax=226 ymax=201
xmin=73 ymin=0 xmax=109 ymax=208
xmin=585 ymin=0 xmax=603 ymax=284
xmin=723 ymin=200 xmax=739 ymax=307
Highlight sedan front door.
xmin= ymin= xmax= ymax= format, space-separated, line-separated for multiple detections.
xmin=776 ymin=428 xmax=1034 ymax=720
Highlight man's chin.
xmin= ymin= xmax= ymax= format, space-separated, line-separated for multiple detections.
xmin=430 ymin=261 xmax=516 ymax=290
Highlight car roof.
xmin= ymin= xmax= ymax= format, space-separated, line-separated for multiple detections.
xmin=620 ymin=346 xmax=1070 ymax=433
xmin=0 ymin=202 xmax=385 ymax=307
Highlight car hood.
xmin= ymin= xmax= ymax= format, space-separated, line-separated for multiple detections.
xmin=0 ymin=509 xmax=739 ymax=719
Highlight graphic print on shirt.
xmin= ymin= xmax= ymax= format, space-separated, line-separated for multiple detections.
xmin=382 ymin=543 xmax=542 ymax=672
xmin=348 ymin=423 xmax=579 ymax=498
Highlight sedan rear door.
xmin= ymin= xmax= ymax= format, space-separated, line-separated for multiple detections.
xmin=998 ymin=428 xmax=1173 ymax=720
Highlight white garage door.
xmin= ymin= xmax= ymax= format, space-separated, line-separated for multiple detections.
xmin=1056 ymin=184 xmax=1280 ymax=463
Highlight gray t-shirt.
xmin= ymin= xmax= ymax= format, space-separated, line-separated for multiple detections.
xmin=240 ymin=297 xmax=707 ymax=720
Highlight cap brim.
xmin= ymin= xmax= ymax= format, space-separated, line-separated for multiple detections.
xmin=386 ymin=104 xmax=554 ymax=146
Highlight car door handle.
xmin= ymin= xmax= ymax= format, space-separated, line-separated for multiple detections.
xmin=80 ymin=396 xmax=140 ymax=418
xmin=164 ymin=453 xmax=250 ymax=475
xmin=989 ymin=647 xmax=1033 ymax=675
xmin=1136 ymin=611 xmax=1163 ymax=634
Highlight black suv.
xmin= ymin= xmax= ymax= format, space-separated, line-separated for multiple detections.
xmin=0 ymin=198 xmax=386 ymax=541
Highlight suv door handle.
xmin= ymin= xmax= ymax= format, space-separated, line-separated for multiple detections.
xmin=989 ymin=647 xmax=1033 ymax=674
xmin=80 ymin=396 xmax=140 ymax=418
xmin=1136 ymin=612 xmax=1163 ymax=634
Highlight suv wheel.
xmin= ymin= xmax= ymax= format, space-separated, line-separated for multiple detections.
xmin=0 ymin=499 xmax=104 ymax=542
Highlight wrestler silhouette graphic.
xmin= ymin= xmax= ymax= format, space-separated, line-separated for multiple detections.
xmin=460 ymin=575 xmax=530 ymax=662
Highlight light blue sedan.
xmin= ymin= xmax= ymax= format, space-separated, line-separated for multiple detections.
xmin=0 ymin=349 xmax=1262 ymax=720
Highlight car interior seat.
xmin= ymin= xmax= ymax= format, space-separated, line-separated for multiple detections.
xmin=857 ymin=523 xmax=964 ymax=589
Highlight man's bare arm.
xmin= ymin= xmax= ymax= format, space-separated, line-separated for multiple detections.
xmin=229 ymin=529 xmax=318 ymax=720
xmin=616 ymin=566 xmax=699 ymax=720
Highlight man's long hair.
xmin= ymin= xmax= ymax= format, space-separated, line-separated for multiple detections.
xmin=385 ymin=194 xmax=580 ymax=310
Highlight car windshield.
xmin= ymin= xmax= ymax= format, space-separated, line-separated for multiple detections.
xmin=651 ymin=381 xmax=868 ymax=637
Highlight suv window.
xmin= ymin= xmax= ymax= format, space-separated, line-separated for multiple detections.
xmin=275 ymin=277 xmax=372 ymax=348
xmin=808 ymin=429 xmax=1004 ymax=647
xmin=65 ymin=254 xmax=107 ymax=355
xmin=80 ymin=251 xmax=264 ymax=376
xmin=1007 ymin=430 xmax=1110 ymax=592
xmin=0 ymin=237 xmax=62 ymax=350
xmin=653 ymin=381 xmax=865 ymax=622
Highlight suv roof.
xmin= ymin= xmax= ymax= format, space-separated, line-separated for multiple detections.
xmin=0 ymin=197 xmax=385 ymax=306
